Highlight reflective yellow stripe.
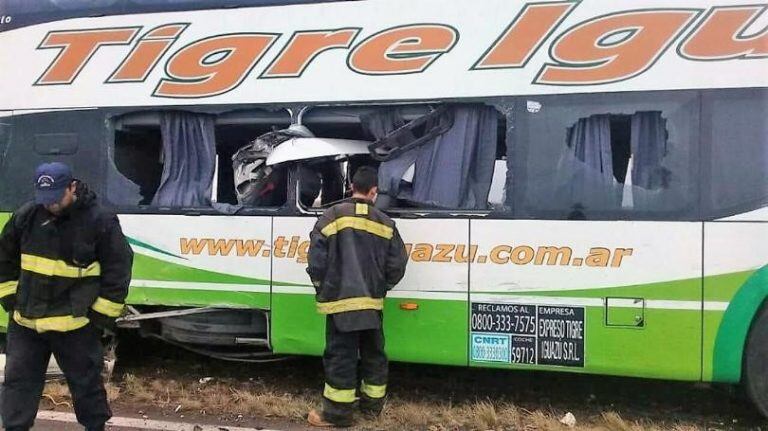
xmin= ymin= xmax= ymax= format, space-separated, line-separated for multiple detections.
xmin=323 ymin=383 xmax=356 ymax=403
xmin=91 ymin=297 xmax=124 ymax=317
xmin=355 ymin=203 xmax=369 ymax=216
xmin=321 ymin=217 xmax=393 ymax=239
xmin=361 ymin=381 xmax=386 ymax=399
xmin=13 ymin=311 xmax=89 ymax=333
xmin=21 ymin=254 xmax=100 ymax=278
xmin=317 ymin=297 xmax=384 ymax=315
xmin=0 ymin=280 xmax=17 ymax=298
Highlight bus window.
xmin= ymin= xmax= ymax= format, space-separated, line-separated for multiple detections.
xmin=0 ymin=110 xmax=104 ymax=211
xmin=703 ymin=88 xmax=768 ymax=220
xmin=216 ymin=109 xmax=291 ymax=207
xmin=293 ymin=107 xmax=377 ymax=210
xmin=112 ymin=113 xmax=163 ymax=205
xmin=0 ymin=115 xmax=12 ymax=209
xmin=110 ymin=109 xmax=291 ymax=210
xmin=294 ymin=103 xmax=506 ymax=212
xmin=367 ymin=104 xmax=502 ymax=211
xmin=0 ymin=115 xmax=10 ymax=166
xmin=513 ymin=91 xmax=700 ymax=221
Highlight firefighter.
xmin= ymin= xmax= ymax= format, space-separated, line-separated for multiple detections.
xmin=306 ymin=166 xmax=408 ymax=427
xmin=0 ymin=162 xmax=133 ymax=431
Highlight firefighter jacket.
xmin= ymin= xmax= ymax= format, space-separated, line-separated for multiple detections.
xmin=0 ymin=183 xmax=133 ymax=333
xmin=307 ymin=198 xmax=408 ymax=320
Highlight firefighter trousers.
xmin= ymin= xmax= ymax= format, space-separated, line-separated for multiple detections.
xmin=322 ymin=316 xmax=388 ymax=425
xmin=1 ymin=320 xmax=111 ymax=431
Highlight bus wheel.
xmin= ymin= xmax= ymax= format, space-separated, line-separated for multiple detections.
xmin=744 ymin=304 xmax=768 ymax=417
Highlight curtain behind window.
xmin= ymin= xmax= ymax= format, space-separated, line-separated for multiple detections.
xmin=568 ymin=114 xmax=614 ymax=178
xmin=631 ymin=111 xmax=668 ymax=189
xmin=410 ymin=105 xmax=497 ymax=209
xmin=152 ymin=111 xmax=216 ymax=207
xmin=367 ymin=104 xmax=497 ymax=209
xmin=553 ymin=114 xmax=620 ymax=211
xmin=362 ymin=108 xmax=417 ymax=203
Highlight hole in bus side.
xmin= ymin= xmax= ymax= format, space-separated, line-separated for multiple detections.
xmin=108 ymin=108 xmax=292 ymax=213
xmin=108 ymin=108 xmax=292 ymax=359
xmin=290 ymin=102 xmax=510 ymax=215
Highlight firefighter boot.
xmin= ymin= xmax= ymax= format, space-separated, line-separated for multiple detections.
xmin=359 ymin=393 xmax=385 ymax=418
xmin=308 ymin=408 xmax=353 ymax=428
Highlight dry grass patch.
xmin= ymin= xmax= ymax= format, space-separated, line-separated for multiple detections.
xmin=122 ymin=373 xmax=155 ymax=403
xmin=360 ymin=399 xmax=567 ymax=431
xmin=39 ymin=373 xmax=703 ymax=431
xmin=106 ymin=382 xmax=122 ymax=402
xmin=115 ymin=373 xmax=313 ymax=419
xmin=42 ymin=381 xmax=72 ymax=408
xmin=599 ymin=412 xmax=644 ymax=431
xmin=229 ymin=388 xmax=312 ymax=419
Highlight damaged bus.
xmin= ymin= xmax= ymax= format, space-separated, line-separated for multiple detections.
xmin=1 ymin=0 xmax=767 ymax=416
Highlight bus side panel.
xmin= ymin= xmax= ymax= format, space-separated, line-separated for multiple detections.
xmin=269 ymin=217 xmax=323 ymax=355
xmin=271 ymin=217 xmax=469 ymax=366
xmin=118 ymin=215 xmax=273 ymax=310
xmin=705 ymin=222 xmax=768 ymax=383
xmin=469 ymin=220 xmax=702 ymax=380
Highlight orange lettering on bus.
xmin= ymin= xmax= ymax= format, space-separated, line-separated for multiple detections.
xmin=680 ymin=6 xmax=768 ymax=60
xmin=154 ymin=33 xmax=279 ymax=98
xmin=535 ymin=10 xmax=699 ymax=85
xmin=473 ymin=1 xmax=577 ymax=69
xmin=36 ymin=27 xmax=140 ymax=85
xmin=348 ymin=24 xmax=458 ymax=75
xmin=261 ymin=28 xmax=360 ymax=78
xmin=108 ymin=24 xmax=188 ymax=83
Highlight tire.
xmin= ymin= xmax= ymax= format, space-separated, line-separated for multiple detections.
xmin=743 ymin=303 xmax=768 ymax=418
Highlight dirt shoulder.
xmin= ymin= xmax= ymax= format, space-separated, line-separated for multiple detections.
xmin=38 ymin=337 xmax=767 ymax=431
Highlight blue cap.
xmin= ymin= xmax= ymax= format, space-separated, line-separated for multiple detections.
xmin=34 ymin=162 xmax=73 ymax=205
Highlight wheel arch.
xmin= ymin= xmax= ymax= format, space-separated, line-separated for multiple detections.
xmin=711 ymin=265 xmax=768 ymax=383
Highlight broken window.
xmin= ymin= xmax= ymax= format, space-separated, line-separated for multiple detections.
xmin=109 ymin=109 xmax=290 ymax=210
xmin=513 ymin=91 xmax=700 ymax=220
xmin=112 ymin=111 xmax=218 ymax=208
xmin=287 ymin=107 xmax=380 ymax=210
xmin=216 ymin=109 xmax=291 ymax=207
xmin=109 ymin=103 xmax=505 ymax=213
xmin=317 ymin=103 xmax=505 ymax=211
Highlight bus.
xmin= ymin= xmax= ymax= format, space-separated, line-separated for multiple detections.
xmin=1 ymin=0 xmax=767 ymax=416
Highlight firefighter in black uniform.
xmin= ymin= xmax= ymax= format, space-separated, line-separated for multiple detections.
xmin=0 ymin=162 xmax=133 ymax=431
xmin=306 ymin=166 xmax=408 ymax=427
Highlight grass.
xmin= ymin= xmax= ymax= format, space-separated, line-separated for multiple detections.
xmin=36 ymin=339 xmax=759 ymax=431
xmin=40 ymin=375 xmax=713 ymax=430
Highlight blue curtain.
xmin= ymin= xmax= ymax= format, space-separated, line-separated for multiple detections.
xmin=151 ymin=111 xmax=216 ymax=207
xmin=411 ymin=105 xmax=497 ymax=209
xmin=369 ymin=105 xmax=498 ymax=209
xmin=630 ymin=111 xmax=668 ymax=189
xmin=567 ymin=114 xmax=613 ymax=180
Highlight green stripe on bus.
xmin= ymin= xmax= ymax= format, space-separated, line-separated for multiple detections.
xmin=131 ymin=252 xmax=270 ymax=285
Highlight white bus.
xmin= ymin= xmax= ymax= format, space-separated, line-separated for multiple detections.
xmin=1 ymin=0 xmax=767 ymax=415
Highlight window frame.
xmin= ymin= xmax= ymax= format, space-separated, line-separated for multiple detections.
xmin=700 ymin=87 xmax=768 ymax=221
xmin=510 ymin=90 xmax=702 ymax=222
xmin=105 ymin=106 xmax=293 ymax=215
